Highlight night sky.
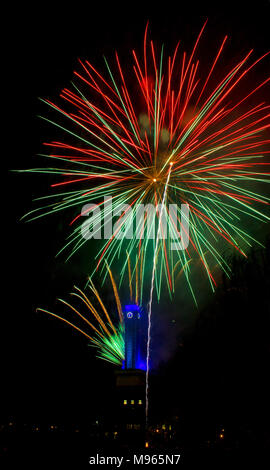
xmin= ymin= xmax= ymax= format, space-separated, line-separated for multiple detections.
xmin=3 ymin=0 xmax=270 ymax=447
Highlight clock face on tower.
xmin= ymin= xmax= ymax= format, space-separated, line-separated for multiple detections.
xmin=126 ymin=311 xmax=141 ymax=319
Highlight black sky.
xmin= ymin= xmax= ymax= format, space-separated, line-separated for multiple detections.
xmin=3 ymin=1 xmax=270 ymax=427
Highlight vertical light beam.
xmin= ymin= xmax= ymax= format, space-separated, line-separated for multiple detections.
xmin=145 ymin=162 xmax=173 ymax=425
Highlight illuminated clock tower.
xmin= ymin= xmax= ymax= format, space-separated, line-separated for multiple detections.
xmin=113 ymin=304 xmax=147 ymax=444
xmin=123 ymin=303 xmax=146 ymax=371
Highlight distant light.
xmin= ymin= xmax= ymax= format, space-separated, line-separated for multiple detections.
xmin=153 ymin=178 xmax=157 ymax=182
xmin=220 ymin=433 xmax=224 ymax=439
xmin=123 ymin=400 xmax=127 ymax=405
xmin=131 ymin=400 xmax=135 ymax=405
xmin=138 ymin=400 xmax=143 ymax=405
xmin=145 ymin=441 xmax=149 ymax=448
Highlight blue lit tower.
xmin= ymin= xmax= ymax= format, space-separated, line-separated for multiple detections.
xmin=114 ymin=303 xmax=146 ymax=444
xmin=123 ymin=304 xmax=146 ymax=370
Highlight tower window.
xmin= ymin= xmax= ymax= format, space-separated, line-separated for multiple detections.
xmin=131 ymin=399 xmax=135 ymax=405
xmin=138 ymin=400 xmax=143 ymax=405
xmin=123 ymin=400 xmax=127 ymax=405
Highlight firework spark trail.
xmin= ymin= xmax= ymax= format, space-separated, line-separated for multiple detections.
xmin=37 ymin=268 xmax=125 ymax=366
xmin=145 ymin=162 xmax=173 ymax=426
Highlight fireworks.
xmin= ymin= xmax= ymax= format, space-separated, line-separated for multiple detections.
xmin=22 ymin=22 xmax=270 ymax=302
xmin=38 ymin=269 xmax=125 ymax=366
xmin=20 ymin=21 xmax=270 ymax=431
xmin=37 ymin=257 xmax=145 ymax=367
